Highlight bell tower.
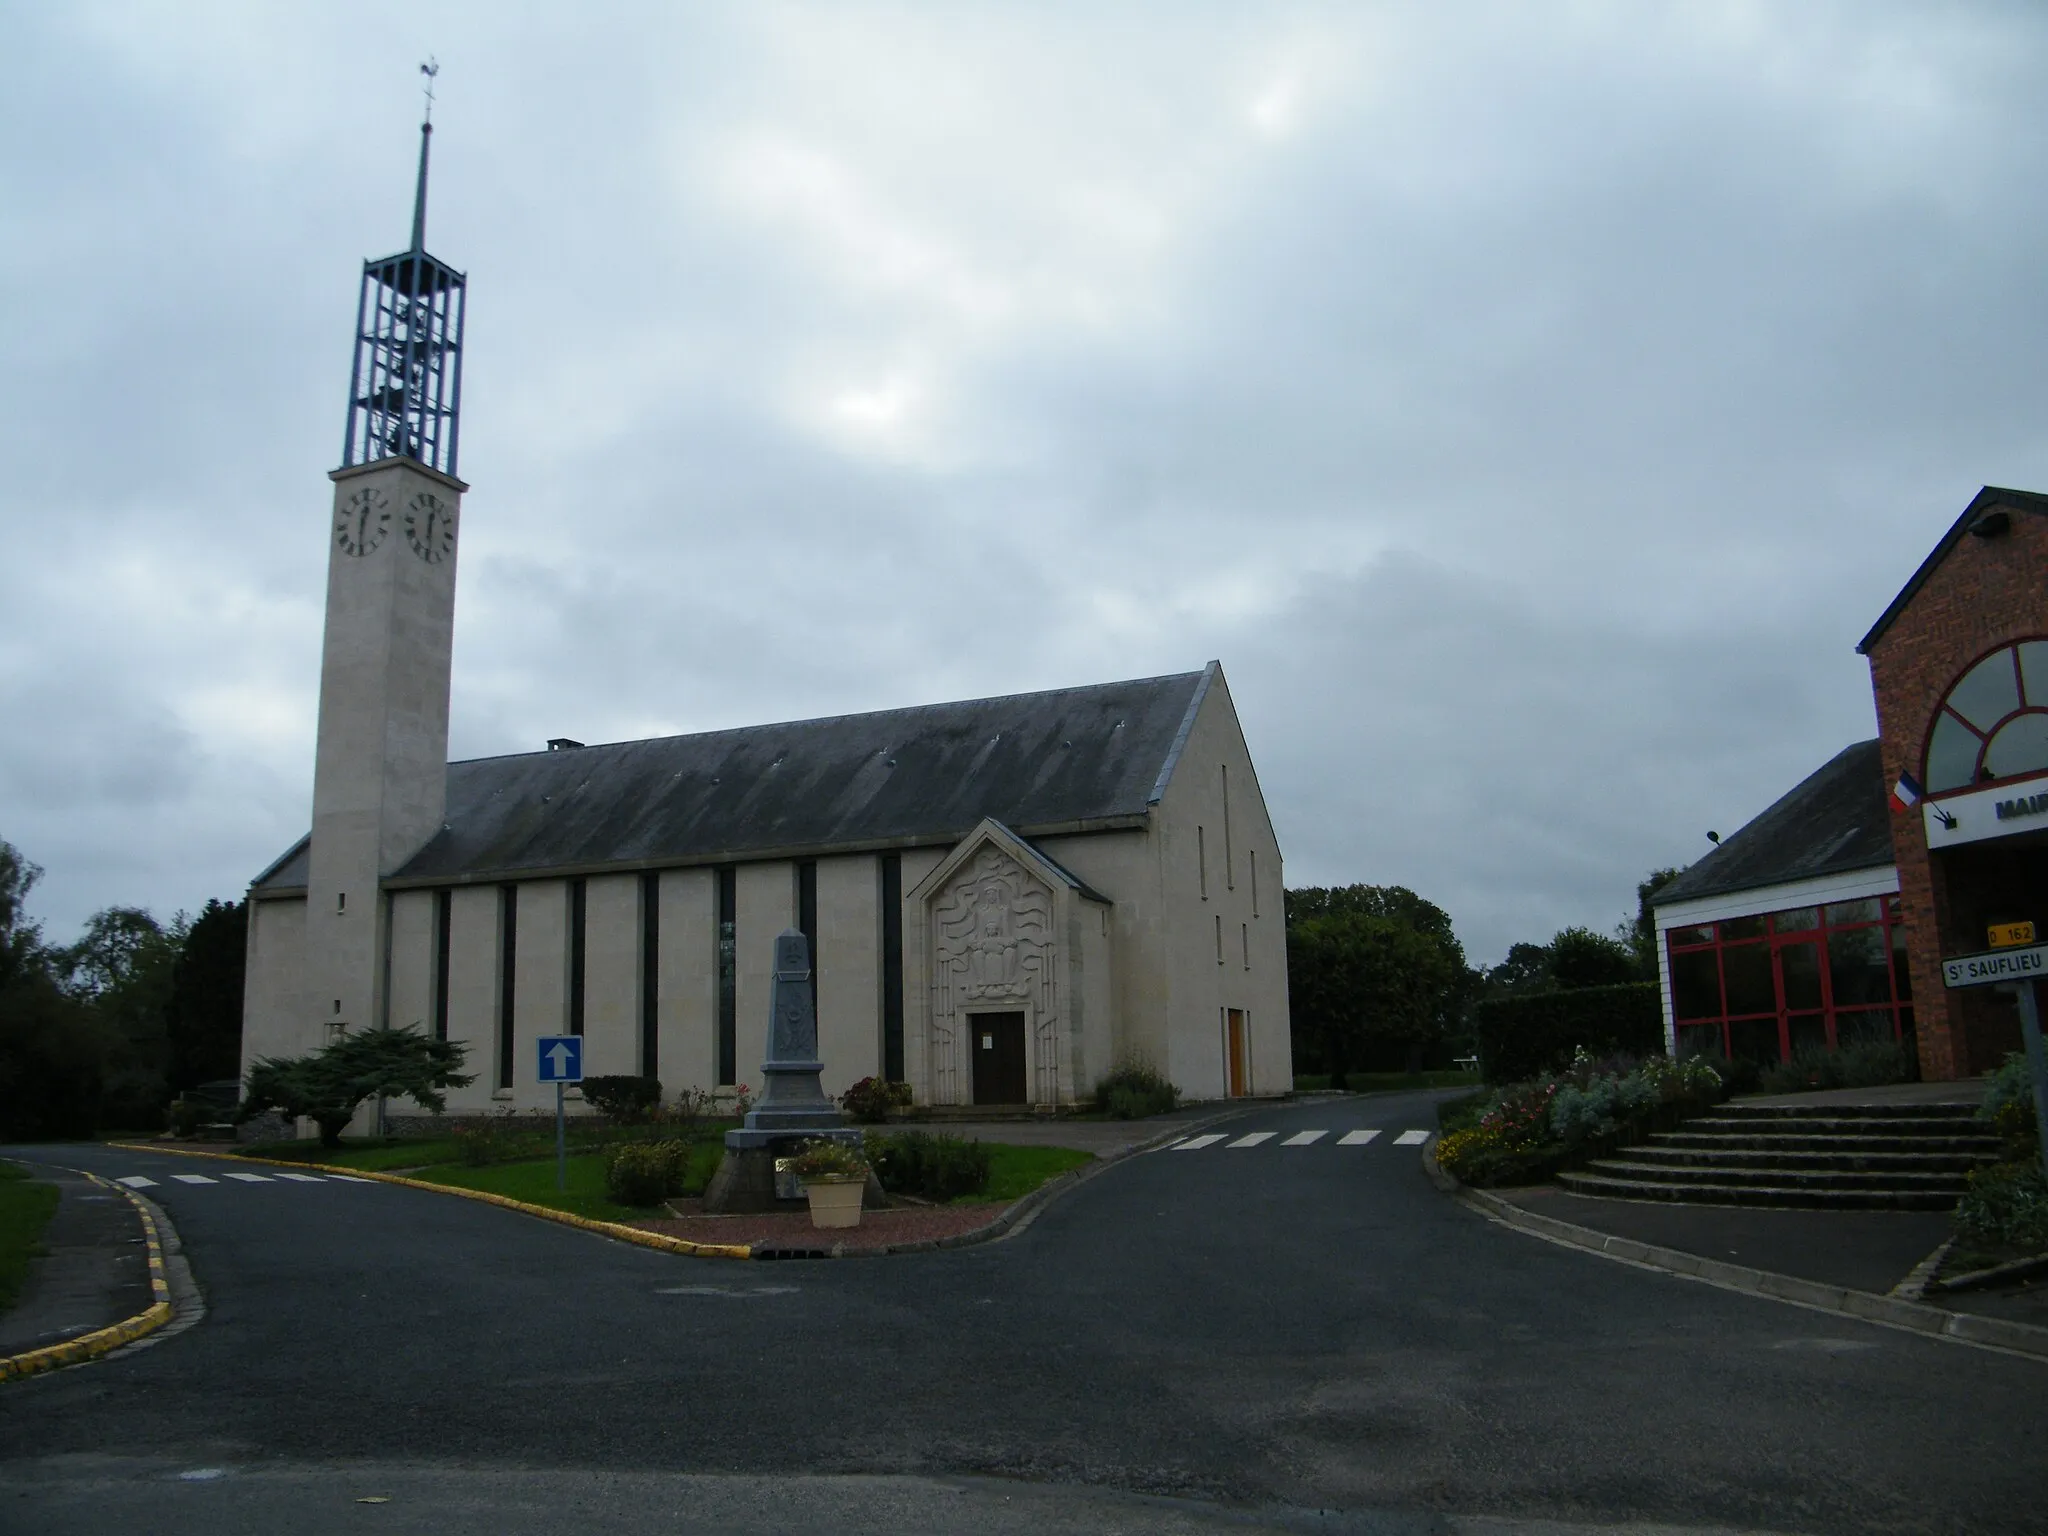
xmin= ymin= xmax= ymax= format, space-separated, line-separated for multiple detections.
xmin=307 ymin=70 xmax=469 ymax=1042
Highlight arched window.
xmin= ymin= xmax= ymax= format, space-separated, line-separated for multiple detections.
xmin=1923 ymin=638 xmax=2048 ymax=793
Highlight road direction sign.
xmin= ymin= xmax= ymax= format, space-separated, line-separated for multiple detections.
xmin=537 ymin=1035 xmax=583 ymax=1083
xmin=1941 ymin=943 xmax=2048 ymax=989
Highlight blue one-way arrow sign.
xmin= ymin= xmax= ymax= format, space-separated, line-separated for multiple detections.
xmin=536 ymin=1035 xmax=583 ymax=1084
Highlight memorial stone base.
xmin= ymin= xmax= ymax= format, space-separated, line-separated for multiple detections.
xmin=701 ymin=1128 xmax=887 ymax=1214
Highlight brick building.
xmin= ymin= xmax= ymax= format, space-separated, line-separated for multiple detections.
xmin=1653 ymin=488 xmax=2048 ymax=1080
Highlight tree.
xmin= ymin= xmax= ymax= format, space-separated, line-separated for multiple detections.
xmin=1548 ymin=925 xmax=1641 ymax=989
xmin=1484 ymin=942 xmax=1556 ymax=997
xmin=165 ymin=898 xmax=247 ymax=1092
xmin=1287 ymin=900 xmax=1468 ymax=1080
xmin=1285 ymin=884 xmax=1460 ymax=948
xmin=57 ymin=905 xmax=184 ymax=1129
xmin=0 ymin=837 xmax=102 ymax=1139
xmin=241 ymin=1024 xmax=473 ymax=1147
xmin=0 ymin=838 xmax=46 ymax=990
xmin=1621 ymin=866 xmax=1686 ymax=978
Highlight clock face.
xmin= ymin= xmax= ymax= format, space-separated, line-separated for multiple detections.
xmin=404 ymin=492 xmax=456 ymax=564
xmin=334 ymin=487 xmax=391 ymax=556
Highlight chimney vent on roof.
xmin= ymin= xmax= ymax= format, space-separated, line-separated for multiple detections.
xmin=547 ymin=737 xmax=586 ymax=751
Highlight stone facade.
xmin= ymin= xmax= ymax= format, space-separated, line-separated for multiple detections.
xmin=244 ymin=666 xmax=1294 ymax=1126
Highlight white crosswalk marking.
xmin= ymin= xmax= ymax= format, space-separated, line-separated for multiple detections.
xmin=1173 ymin=1134 xmax=1227 ymax=1151
xmin=224 ymin=1171 xmax=273 ymax=1183
xmin=1393 ymin=1129 xmax=1430 ymax=1146
xmin=274 ymin=1172 xmax=324 ymax=1182
xmin=171 ymin=1174 xmax=218 ymax=1185
xmin=327 ymin=1174 xmax=374 ymax=1183
xmin=1337 ymin=1129 xmax=1381 ymax=1145
xmin=1226 ymin=1132 xmax=1276 ymax=1148
xmin=116 ymin=1175 xmax=158 ymax=1188
xmin=1280 ymin=1130 xmax=1326 ymax=1147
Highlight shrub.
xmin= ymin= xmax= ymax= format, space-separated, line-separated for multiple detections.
xmin=840 ymin=1076 xmax=913 ymax=1125
xmin=603 ymin=1137 xmax=694 ymax=1206
xmin=1436 ymin=1089 xmax=1490 ymax=1134
xmin=1758 ymin=1040 xmax=1916 ymax=1095
xmin=1956 ymin=1161 xmax=2048 ymax=1255
xmin=1983 ymin=1052 xmax=2036 ymax=1118
xmin=1094 ymin=1059 xmax=1180 ymax=1119
xmin=580 ymin=1075 xmax=662 ymax=1124
xmin=1436 ymin=1049 xmax=1721 ymax=1187
xmin=450 ymin=1112 xmax=542 ymax=1166
xmin=166 ymin=1098 xmax=208 ymax=1138
xmin=1472 ymin=983 xmax=1662 ymax=1084
xmin=863 ymin=1130 xmax=992 ymax=1200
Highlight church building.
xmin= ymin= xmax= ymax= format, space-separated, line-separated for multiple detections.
xmin=239 ymin=116 xmax=1292 ymax=1125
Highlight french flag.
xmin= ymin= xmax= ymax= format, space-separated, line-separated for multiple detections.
xmin=1890 ymin=771 xmax=1924 ymax=813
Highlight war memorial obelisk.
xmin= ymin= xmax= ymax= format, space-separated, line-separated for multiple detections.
xmin=701 ymin=930 xmax=874 ymax=1212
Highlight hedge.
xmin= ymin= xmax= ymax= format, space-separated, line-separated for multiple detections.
xmin=1473 ymin=982 xmax=1663 ymax=1084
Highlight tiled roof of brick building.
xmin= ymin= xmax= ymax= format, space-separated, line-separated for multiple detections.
xmin=1652 ymin=739 xmax=1895 ymax=907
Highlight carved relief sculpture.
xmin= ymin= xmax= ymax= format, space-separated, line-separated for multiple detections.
xmin=928 ymin=844 xmax=1059 ymax=1104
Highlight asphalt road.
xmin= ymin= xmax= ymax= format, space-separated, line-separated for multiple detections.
xmin=2 ymin=1092 xmax=2042 ymax=1535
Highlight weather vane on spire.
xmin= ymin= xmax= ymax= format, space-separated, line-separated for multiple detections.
xmin=420 ymin=57 xmax=439 ymax=124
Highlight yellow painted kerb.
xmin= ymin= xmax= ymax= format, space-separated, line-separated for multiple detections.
xmin=105 ymin=1142 xmax=754 ymax=1261
xmin=0 ymin=1169 xmax=175 ymax=1385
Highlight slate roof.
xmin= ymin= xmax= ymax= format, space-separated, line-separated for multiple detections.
xmin=1858 ymin=485 xmax=2048 ymax=654
xmin=1652 ymin=739 xmax=1895 ymax=909
xmin=253 ymin=667 xmax=1215 ymax=893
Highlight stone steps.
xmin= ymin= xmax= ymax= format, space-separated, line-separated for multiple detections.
xmin=1555 ymin=1170 xmax=1964 ymax=1211
xmin=1652 ymin=1131 xmax=2001 ymax=1155
xmin=1620 ymin=1145 xmax=1988 ymax=1175
xmin=1556 ymin=1097 xmax=1998 ymax=1211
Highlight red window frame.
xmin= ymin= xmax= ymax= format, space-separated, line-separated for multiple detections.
xmin=1665 ymin=895 xmax=1913 ymax=1065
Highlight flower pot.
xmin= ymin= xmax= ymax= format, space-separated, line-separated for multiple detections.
xmin=802 ymin=1174 xmax=864 ymax=1229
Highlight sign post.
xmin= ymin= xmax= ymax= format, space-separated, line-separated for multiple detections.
xmin=1941 ymin=942 xmax=2048 ymax=1179
xmin=536 ymin=1035 xmax=584 ymax=1190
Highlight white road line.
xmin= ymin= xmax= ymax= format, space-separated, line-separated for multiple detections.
xmin=327 ymin=1174 xmax=374 ymax=1183
xmin=1154 ymin=1137 xmax=1188 ymax=1152
xmin=223 ymin=1172 xmax=273 ymax=1183
xmin=1281 ymin=1130 xmax=1327 ymax=1146
xmin=1173 ymin=1134 xmax=1227 ymax=1151
xmin=1337 ymin=1129 xmax=1381 ymax=1146
xmin=1393 ymin=1129 xmax=1431 ymax=1146
xmin=1226 ymin=1132 xmax=1277 ymax=1148
xmin=274 ymin=1172 xmax=325 ymax=1182
xmin=171 ymin=1174 xmax=218 ymax=1185
xmin=116 ymin=1175 xmax=158 ymax=1188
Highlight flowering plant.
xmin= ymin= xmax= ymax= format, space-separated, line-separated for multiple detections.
xmin=787 ymin=1137 xmax=867 ymax=1180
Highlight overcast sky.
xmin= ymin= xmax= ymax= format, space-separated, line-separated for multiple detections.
xmin=4 ymin=3 xmax=2044 ymax=965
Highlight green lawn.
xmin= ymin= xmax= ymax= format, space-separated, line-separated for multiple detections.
xmin=233 ymin=1136 xmax=1087 ymax=1224
xmin=410 ymin=1153 xmax=662 ymax=1223
xmin=235 ymin=1137 xmax=471 ymax=1171
xmin=0 ymin=1162 xmax=62 ymax=1314
xmin=960 ymin=1144 xmax=1094 ymax=1204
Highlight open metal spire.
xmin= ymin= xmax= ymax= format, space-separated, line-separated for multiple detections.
xmin=410 ymin=58 xmax=439 ymax=252
xmin=340 ymin=59 xmax=467 ymax=477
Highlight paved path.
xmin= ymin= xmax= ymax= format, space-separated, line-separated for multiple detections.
xmin=2 ymin=1094 xmax=2041 ymax=1535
